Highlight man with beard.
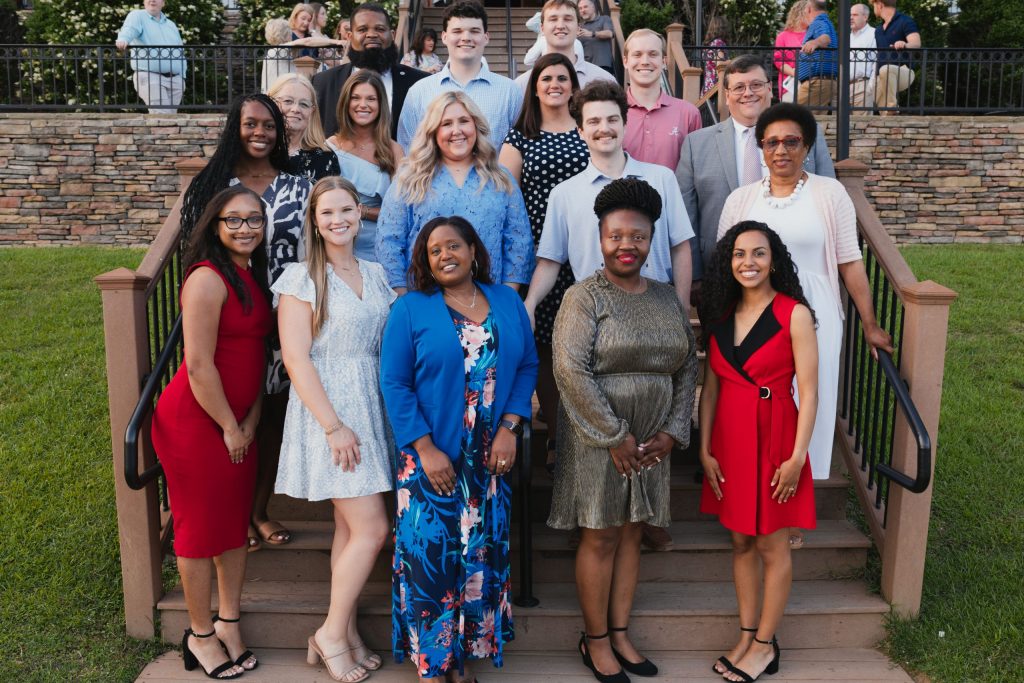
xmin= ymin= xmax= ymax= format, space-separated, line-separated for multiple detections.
xmin=312 ymin=3 xmax=428 ymax=139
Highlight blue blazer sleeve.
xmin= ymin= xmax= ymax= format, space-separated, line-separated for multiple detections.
xmin=380 ymin=297 xmax=432 ymax=449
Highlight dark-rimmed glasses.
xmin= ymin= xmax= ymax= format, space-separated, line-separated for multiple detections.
xmin=726 ymin=80 xmax=768 ymax=95
xmin=218 ymin=216 xmax=266 ymax=230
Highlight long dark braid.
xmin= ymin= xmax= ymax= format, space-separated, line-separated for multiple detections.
xmin=183 ymin=185 xmax=272 ymax=311
xmin=179 ymin=93 xmax=290 ymax=242
xmin=699 ymin=220 xmax=816 ymax=348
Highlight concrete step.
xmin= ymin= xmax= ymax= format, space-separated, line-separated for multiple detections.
xmin=138 ymin=647 xmax=915 ymax=682
xmin=158 ymin=579 xmax=887 ymax=651
xmin=245 ymin=519 xmax=869 ymax=584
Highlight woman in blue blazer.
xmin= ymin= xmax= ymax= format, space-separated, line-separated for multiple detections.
xmin=381 ymin=216 xmax=538 ymax=683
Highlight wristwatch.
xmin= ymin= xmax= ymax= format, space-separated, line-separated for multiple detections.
xmin=499 ymin=418 xmax=523 ymax=436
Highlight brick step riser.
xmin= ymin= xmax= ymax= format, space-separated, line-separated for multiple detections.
xmin=159 ymin=610 xmax=884 ymax=651
xmin=245 ymin=546 xmax=868 ymax=584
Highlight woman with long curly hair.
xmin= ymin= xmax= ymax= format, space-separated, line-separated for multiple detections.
xmin=325 ymin=70 xmax=403 ymax=262
xmin=152 ymin=185 xmax=273 ymax=679
xmin=376 ymin=91 xmax=533 ymax=294
xmin=180 ymin=92 xmax=312 ymax=552
xmin=698 ymin=220 xmax=818 ymax=682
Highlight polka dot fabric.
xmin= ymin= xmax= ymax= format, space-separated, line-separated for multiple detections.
xmin=504 ymin=127 xmax=590 ymax=344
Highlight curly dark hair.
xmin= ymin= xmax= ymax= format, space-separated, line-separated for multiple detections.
xmin=755 ymin=102 xmax=816 ymax=151
xmin=408 ymin=216 xmax=494 ymax=292
xmin=182 ymin=185 xmax=271 ymax=312
xmin=179 ymin=93 xmax=290 ymax=242
xmin=570 ymin=80 xmax=628 ymax=128
xmin=513 ymin=53 xmax=580 ymax=139
xmin=593 ymin=178 xmax=662 ymax=235
xmin=699 ymin=220 xmax=816 ymax=347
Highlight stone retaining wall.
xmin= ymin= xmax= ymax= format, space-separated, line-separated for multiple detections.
xmin=1 ymin=113 xmax=1022 ymax=246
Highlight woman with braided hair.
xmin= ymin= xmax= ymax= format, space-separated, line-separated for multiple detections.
xmin=180 ymin=92 xmax=312 ymax=551
xmin=698 ymin=221 xmax=818 ymax=682
xmin=550 ymin=178 xmax=698 ymax=683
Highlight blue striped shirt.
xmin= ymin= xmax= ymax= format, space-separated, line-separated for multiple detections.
xmin=397 ymin=62 xmax=523 ymax=152
xmin=796 ymin=13 xmax=838 ymax=81
xmin=117 ymin=10 xmax=186 ymax=77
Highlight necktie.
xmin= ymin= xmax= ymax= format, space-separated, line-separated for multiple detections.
xmin=742 ymin=127 xmax=761 ymax=186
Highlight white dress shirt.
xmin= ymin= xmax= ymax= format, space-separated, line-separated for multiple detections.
xmin=850 ymin=25 xmax=877 ymax=81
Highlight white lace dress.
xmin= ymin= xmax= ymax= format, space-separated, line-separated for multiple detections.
xmin=272 ymin=260 xmax=396 ymax=500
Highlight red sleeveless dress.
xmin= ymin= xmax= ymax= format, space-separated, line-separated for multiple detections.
xmin=699 ymin=294 xmax=816 ymax=536
xmin=151 ymin=261 xmax=272 ymax=558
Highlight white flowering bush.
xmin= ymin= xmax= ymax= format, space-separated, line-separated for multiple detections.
xmin=716 ymin=0 xmax=781 ymax=46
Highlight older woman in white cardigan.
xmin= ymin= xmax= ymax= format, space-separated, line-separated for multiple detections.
xmin=719 ymin=103 xmax=893 ymax=492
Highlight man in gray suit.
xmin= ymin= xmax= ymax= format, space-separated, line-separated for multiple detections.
xmin=676 ymin=54 xmax=835 ymax=285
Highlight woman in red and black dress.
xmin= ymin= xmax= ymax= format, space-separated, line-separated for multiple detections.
xmin=697 ymin=220 xmax=818 ymax=683
xmin=151 ymin=186 xmax=273 ymax=679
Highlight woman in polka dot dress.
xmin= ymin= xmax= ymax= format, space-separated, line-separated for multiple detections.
xmin=499 ymin=53 xmax=590 ymax=472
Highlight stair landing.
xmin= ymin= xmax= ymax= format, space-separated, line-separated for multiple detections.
xmin=136 ymin=647 xmax=914 ymax=681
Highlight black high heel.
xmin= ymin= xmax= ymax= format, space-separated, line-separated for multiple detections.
xmin=724 ymin=635 xmax=781 ymax=682
xmin=712 ymin=626 xmax=758 ymax=674
xmin=608 ymin=625 xmax=657 ymax=677
xmin=578 ymin=632 xmax=630 ymax=683
xmin=212 ymin=614 xmax=259 ymax=670
xmin=181 ymin=628 xmax=242 ymax=680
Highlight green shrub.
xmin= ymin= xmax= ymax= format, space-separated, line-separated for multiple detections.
xmin=233 ymin=0 xmax=400 ymax=45
xmin=0 ymin=0 xmax=25 ymax=43
xmin=619 ymin=0 xmax=676 ymax=45
xmin=716 ymin=0 xmax=782 ymax=46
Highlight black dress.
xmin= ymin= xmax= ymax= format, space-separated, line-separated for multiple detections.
xmin=504 ymin=127 xmax=590 ymax=345
xmin=287 ymin=148 xmax=341 ymax=183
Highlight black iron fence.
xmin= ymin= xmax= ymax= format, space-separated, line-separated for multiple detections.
xmin=687 ymin=45 xmax=1024 ymax=115
xmin=0 ymin=43 xmax=305 ymax=112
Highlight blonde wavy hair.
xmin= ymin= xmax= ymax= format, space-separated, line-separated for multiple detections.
xmin=303 ymin=176 xmax=362 ymax=337
xmin=784 ymin=0 xmax=809 ymax=32
xmin=268 ymin=73 xmax=329 ymax=151
xmin=394 ymin=91 xmax=514 ymax=205
xmin=289 ymin=3 xmax=315 ymax=32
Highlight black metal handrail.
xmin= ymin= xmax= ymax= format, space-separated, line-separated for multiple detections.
xmin=124 ymin=314 xmax=180 ymax=490
xmin=874 ymin=349 xmax=931 ymax=493
xmin=514 ymin=422 xmax=538 ymax=607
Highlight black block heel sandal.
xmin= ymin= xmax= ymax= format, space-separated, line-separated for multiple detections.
xmin=212 ymin=614 xmax=259 ymax=670
xmin=713 ymin=625 xmax=758 ymax=674
xmin=181 ymin=628 xmax=242 ymax=680
xmin=725 ymin=635 xmax=780 ymax=682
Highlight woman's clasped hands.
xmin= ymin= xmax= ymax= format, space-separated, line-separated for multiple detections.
xmin=610 ymin=432 xmax=675 ymax=477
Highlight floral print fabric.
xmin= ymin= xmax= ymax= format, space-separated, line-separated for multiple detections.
xmin=392 ymin=309 xmax=513 ymax=677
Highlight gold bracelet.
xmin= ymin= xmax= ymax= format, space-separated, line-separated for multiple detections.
xmin=325 ymin=421 xmax=344 ymax=435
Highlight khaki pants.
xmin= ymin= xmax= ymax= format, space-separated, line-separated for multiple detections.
xmin=132 ymin=71 xmax=184 ymax=113
xmin=796 ymin=77 xmax=836 ymax=107
xmin=875 ymin=64 xmax=915 ymax=110
xmin=850 ymin=78 xmax=874 ymax=108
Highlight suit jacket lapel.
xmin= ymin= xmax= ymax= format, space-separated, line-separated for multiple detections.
xmin=716 ymin=122 xmax=739 ymax=192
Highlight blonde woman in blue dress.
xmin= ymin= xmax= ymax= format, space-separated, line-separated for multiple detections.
xmin=274 ymin=176 xmax=396 ymax=683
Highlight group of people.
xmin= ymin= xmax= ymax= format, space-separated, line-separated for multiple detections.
xmin=770 ymin=0 xmax=922 ymax=111
xmin=150 ymin=1 xmax=895 ymax=682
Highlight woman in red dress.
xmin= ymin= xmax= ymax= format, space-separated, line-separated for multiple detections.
xmin=697 ymin=220 xmax=818 ymax=683
xmin=151 ymin=185 xmax=273 ymax=679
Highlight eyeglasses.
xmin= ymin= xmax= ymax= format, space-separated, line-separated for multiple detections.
xmin=275 ymin=97 xmax=313 ymax=111
xmin=762 ymin=136 xmax=804 ymax=152
xmin=726 ymin=80 xmax=768 ymax=95
xmin=219 ymin=215 xmax=266 ymax=230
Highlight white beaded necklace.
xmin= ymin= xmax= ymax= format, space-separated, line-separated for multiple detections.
xmin=761 ymin=173 xmax=806 ymax=209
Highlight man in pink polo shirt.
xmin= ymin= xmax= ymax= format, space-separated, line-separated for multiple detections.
xmin=622 ymin=28 xmax=702 ymax=172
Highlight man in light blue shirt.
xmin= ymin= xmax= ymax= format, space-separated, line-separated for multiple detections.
xmin=525 ymin=81 xmax=693 ymax=320
xmin=397 ymin=0 xmax=521 ymax=151
xmin=116 ymin=0 xmax=186 ymax=113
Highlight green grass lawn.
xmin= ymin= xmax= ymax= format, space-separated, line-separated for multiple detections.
xmin=0 ymin=245 xmax=1021 ymax=682
xmin=884 ymin=245 xmax=1024 ymax=682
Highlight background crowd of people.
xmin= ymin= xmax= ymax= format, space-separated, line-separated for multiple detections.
xmin=147 ymin=1 xmax=897 ymax=682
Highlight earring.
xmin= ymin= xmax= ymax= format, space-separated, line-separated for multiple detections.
xmin=770 ymin=266 xmax=776 ymax=273
xmin=471 ymin=259 xmax=479 ymax=277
